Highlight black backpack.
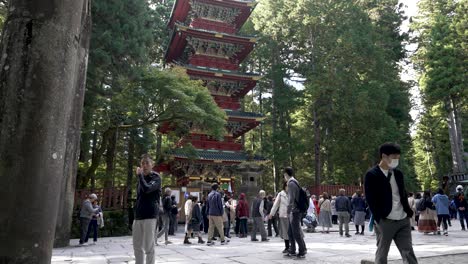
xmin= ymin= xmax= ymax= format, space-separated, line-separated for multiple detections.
xmin=416 ymin=198 xmax=426 ymax=212
xmin=292 ymin=181 xmax=309 ymax=214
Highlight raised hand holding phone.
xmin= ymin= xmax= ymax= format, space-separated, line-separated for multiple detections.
xmin=136 ymin=167 xmax=143 ymax=177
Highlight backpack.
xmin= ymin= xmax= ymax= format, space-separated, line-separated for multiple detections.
xmin=416 ymin=198 xmax=426 ymax=212
xmin=292 ymin=181 xmax=309 ymax=214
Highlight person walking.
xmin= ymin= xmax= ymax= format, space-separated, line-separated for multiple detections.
xmin=364 ymin=143 xmax=417 ymax=264
xmin=84 ymin=197 xmax=103 ymax=245
xmin=236 ymin=193 xmax=249 ymax=238
xmin=351 ymin=190 xmax=366 ymax=235
xmin=284 ymin=167 xmax=307 ymax=259
xmin=335 ymin=189 xmax=352 ymax=238
xmin=432 ymin=188 xmax=450 ymax=236
xmin=223 ymin=196 xmax=234 ymax=239
xmin=414 ymin=193 xmax=422 ymax=226
xmin=79 ymin=193 xmax=100 ymax=246
xmin=132 ymin=155 xmax=161 ymax=264
xmin=206 ymin=183 xmax=228 ymax=246
xmin=188 ymin=196 xmax=205 ymax=244
xmin=407 ymin=192 xmax=417 ymax=230
xmin=168 ymin=195 xmax=178 ymax=235
xmin=417 ymin=190 xmax=437 ymax=234
xmin=331 ymin=196 xmax=338 ymax=225
xmin=266 ymin=195 xmax=278 ymax=237
xmin=156 ymin=188 xmax=172 ymax=245
xmin=269 ymin=182 xmax=290 ymax=253
xmin=318 ymin=192 xmax=333 ymax=233
xmin=183 ymin=195 xmax=193 ymax=243
xmin=251 ymin=190 xmax=269 ymax=242
xmin=454 ymin=185 xmax=468 ymax=231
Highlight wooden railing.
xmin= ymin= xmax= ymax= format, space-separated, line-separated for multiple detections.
xmin=74 ymin=186 xmax=129 ymax=210
xmin=308 ymin=185 xmax=362 ymax=197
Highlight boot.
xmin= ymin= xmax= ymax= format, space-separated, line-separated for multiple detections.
xmin=198 ymin=237 xmax=205 ymax=244
xmin=282 ymin=240 xmax=289 ymax=253
xmin=184 ymin=236 xmax=192 ymax=244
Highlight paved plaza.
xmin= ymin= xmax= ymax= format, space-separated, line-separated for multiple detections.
xmin=53 ymin=221 xmax=468 ymax=264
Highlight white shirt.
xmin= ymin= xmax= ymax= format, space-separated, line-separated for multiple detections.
xmin=380 ymin=167 xmax=407 ymax=220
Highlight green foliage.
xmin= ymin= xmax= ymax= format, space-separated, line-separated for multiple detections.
xmin=412 ymin=0 xmax=467 ymax=186
xmin=245 ymin=0 xmax=418 ymax=190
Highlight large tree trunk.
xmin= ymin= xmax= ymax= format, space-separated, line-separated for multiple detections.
xmin=0 ymin=0 xmax=91 ymax=262
xmin=446 ymin=98 xmax=465 ymax=173
xmin=104 ymin=129 xmax=117 ymax=187
xmin=313 ymin=107 xmax=321 ymax=186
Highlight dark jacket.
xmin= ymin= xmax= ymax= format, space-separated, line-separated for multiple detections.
xmin=335 ymin=195 xmax=352 ymax=214
xmin=206 ymin=190 xmax=223 ymax=216
xmin=265 ymin=198 xmax=273 ymax=214
xmin=236 ymin=193 xmax=249 ymax=218
xmin=135 ymin=172 xmax=161 ymax=220
xmin=351 ymin=196 xmax=366 ymax=212
xmin=454 ymin=191 xmax=468 ymax=211
xmin=287 ymin=178 xmax=301 ymax=213
xmin=252 ymin=197 xmax=263 ymax=218
xmin=162 ymin=195 xmax=172 ymax=214
xmin=364 ymin=165 xmax=413 ymax=223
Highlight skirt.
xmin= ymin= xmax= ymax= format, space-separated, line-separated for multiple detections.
xmin=418 ymin=209 xmax=437 ymax=232
xmin=353 ymin=211 xmax=366 ymax=226
xmin=318 ymin=210 xmax=332 ymax=228
xmin=278 ymin=217 xmax=289 ymax=240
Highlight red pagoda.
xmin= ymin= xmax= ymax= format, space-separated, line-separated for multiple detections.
xmin=163 ymin=0 xmax=263 ymax=191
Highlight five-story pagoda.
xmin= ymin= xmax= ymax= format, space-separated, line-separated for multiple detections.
xmin=163 ymin=0 xmax=263 ymax=192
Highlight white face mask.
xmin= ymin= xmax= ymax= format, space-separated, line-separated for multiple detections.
xmin=388 ymin=159 xmax=399 ymax=169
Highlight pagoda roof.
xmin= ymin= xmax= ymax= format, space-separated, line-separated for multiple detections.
xmin=168 ymin=0 xmax=257 ymax=32
xmin=165 ymin=23 xmax=257 ymax=65
xmin=184 ymin=64 xmax=260 ymax=80
xmin=226 ymin=109 xmax=264 ymax=121
xmin=171 ymin=148 xmax=265 ymax=163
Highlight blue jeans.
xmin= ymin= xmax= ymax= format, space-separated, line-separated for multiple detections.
xmin=239 ymin=218 xmax=248 ymax=236
xmin=459 ymin=210 xmax=468 ymax=229
xmin=85 ymin=219 xmax=98 ymax=242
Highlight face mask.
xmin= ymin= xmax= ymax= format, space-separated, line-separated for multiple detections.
xmin=388 ymin=159 xmax=399 ymax=169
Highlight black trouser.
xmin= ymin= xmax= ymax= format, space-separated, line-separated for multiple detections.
xmin=458 ymin=210 xmax=468 ymax=229
xmin=437 ymin=214 xmax=449 ymax=231
xmin=79 ymin=217 xmax=91 ymax=244
xmin=268 ymin=216 xmax=279 ymax=236
xmin=224 ymin=216 xmax=231 ymax=237
xmin=235 ymin=217 xmax=240 ymax=234
xmin=239 ymin=218 xmax=248 ymax=236
xmin=288 ymin=212 xmax=306 ymax=255
xmin=332 ymin=215 xmax=338 ymax=225
xmin=169 ymin=213 xmax=176 ymax=235
xmin=85 ymin=219 xmax=98 ymax=242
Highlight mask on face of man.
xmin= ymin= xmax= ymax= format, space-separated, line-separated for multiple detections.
xmin=388 ymin=159 xmax=399 ymax=169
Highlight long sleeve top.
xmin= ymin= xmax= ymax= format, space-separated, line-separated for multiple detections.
xmin=80 ymin=199 xmax=100 ymax=219
xmin=206 ymin=190 xmax=223 ymax=216
xmin=135 ymin=172 xmax=161 ymax=220
xmin=270 ymin=191 xmax=289 ymax=218
xmin=335 ymin=195 xmax=352 ymax=214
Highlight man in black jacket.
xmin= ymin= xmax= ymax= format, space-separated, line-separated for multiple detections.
xmin=364 ymin=143 xmax=417 ymax=264
xmin=132 ymin=155 xmax=161 ymax=264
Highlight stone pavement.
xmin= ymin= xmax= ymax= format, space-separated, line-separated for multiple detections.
xmin=52 ymin=220 xmax=468 ymax=264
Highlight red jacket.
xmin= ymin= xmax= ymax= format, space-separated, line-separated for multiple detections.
xmin=237 ymin=193 xmax=249 ymax=218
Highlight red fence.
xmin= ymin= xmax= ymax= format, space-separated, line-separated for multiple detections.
xmin=74 ymin=187 xmax=129 ymax=210
xmin=308 ymin=185 xmax=362 ymax=197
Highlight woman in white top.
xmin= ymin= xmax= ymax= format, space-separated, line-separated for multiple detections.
xmin=269 ymin=182 xmax=290 ymax=253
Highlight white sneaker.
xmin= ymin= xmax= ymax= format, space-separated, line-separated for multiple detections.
xmin=79 ymin=243 xmax=88 ymax=246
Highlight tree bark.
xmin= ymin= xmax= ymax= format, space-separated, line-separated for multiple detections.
xmin=0 ymin=0 xmax=91 ymax=262
xmin=313 ymin=107 xmax=321 ymax=186
xmin=446 ymin=98 xmax=465 ymax=173
xmin=104 ymin=129 xmax=117 ymax=187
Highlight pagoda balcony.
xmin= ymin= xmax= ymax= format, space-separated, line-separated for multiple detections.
xmin=168 ymin=0 xmax=257 ymax=34
xmin=213 ymin=95 xmax=240 ymax=110
xmin=170 ymin=148 xmax=265 ymax=164
xmin=184 ymin=65 xmax=260 ymax=98
xmin=165 ymin=24 xmax=256 ymax=67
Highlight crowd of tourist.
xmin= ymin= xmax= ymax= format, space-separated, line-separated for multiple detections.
xmin=77 ymin=144 xmax=468 ymax=264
